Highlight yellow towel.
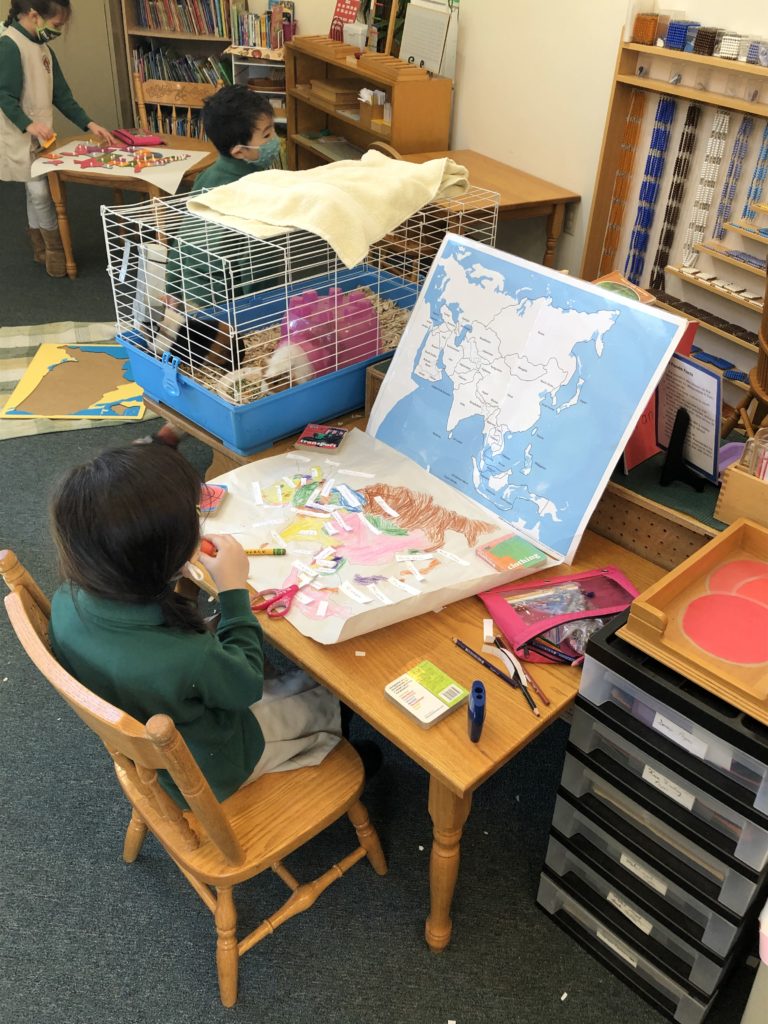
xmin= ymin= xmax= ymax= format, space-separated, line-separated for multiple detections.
xmin=186 ymin=151 xmax=469 ymax=269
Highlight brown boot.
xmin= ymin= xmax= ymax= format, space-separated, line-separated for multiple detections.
xmin=27 ymin=228 xmax=46 ymax=264
xmin=40 ymin=227 xmax=67 ymax=278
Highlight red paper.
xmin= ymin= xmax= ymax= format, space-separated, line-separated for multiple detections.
xmin=332 ymin=0 xmax=361 ymax=24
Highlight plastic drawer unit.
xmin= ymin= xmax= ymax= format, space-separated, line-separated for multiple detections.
xmin=581 ymin=614 xmax=768 ymax=818
xmin=545 ymin=834 xmax=732 ymax=996
xmin=561 ymin=749 xmax=766 ymax=916
xmin=551 ymin=792 xmax=746 ymax=958
xmin=537 ymin=872 xmax=716 ymax=1024
xmin=569 ymin=702 xmax=768 ymax=873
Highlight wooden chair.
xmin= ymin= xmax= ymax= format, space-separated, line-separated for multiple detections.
xmin=133 ymin=74 xmax=222 ymax=140
xmin=0 ymin=549 xmax=387 ymax=1006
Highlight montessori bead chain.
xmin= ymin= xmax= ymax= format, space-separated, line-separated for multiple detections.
xmin=624 ymin=95 xmax=677 ymax=285
xmin=712 ymin=115 xmax=754 ymax=240
xmin=648 ymin=103 xmax=701 ymax=291
xmin=740 ymin=122 xmax=768 ymax=223
xmin=680 ymin=108 xmax=731 ymax=267
xmin=598 ymin=90 xmax=646 ymax=276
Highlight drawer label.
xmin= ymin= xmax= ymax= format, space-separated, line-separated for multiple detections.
xmin=652 ymin=712 xmax=708 ymax=759
xmin=619 ymin=853 xmax=668 ymax=897
xmin=607 ymin=890 xmax=653 ymax=935
xmin=641 ymin=764 xmax=695 ymax=811
xmin=597 ymin=928 xmax=638 ymax=968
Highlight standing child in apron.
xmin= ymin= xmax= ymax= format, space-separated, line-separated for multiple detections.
xmin=0 ymin=1 xmax=114 ymax=276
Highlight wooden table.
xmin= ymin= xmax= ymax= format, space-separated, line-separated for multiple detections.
xmin=403 ymin=149 xmax=580 ymax=267
xmin=257 ymin=532 xmax=663 ymax=951
xmin=43 ymin=133 xmax=216 ymax=279
xmin=196 ymin=417 xmax=665 ymax=950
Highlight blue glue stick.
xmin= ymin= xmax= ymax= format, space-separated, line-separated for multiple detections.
xmin=468 ymin=680 xmax=486 ymax=743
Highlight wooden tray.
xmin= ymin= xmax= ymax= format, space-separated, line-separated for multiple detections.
xmin=618 ymin=518 xmax=768 ymax=723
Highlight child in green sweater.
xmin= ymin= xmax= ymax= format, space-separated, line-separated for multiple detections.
xmin=0 ymin=0 xmax=114 ymax=276
xmin=140 ymin=85 xmax=282 ymax=447
xmin=49 ymin=444 xmax=341 ymax=807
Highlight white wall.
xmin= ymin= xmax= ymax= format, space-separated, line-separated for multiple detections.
xmin=292 ymin=0 xmax=767 ymax=269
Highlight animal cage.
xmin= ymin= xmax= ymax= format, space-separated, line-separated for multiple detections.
xmin=103 ymin=185 xmax=499 ymax=454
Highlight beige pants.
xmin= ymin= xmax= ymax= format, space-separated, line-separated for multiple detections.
xmin=243 ymin=670 xmax=341 ymax=785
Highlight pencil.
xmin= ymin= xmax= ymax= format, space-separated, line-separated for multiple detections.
xmin=451 ymin=637 xmax=518 ymax=689
xmin=245 ymin=547 xmax=287 ymax=556
xmin=492 ymin=638 xmax=540 ymax=717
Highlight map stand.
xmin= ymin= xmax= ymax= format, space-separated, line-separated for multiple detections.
xmin=660 ymin=407 xmax=706 ymax=492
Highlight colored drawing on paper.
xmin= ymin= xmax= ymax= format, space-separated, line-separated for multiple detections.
xmin=682 ymin=594 xmax=768 ymax=664
xmin=1 ymin=343 xmax=145 ymax=420
xmin=210 ymin=429 xmax=541 ymax=644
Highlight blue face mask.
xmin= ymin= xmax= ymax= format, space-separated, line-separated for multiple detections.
xmin=242 ymin=135 xmax=281 ymax=170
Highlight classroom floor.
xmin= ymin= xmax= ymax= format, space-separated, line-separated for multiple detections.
xmin=0 ymin=180 xmax=759 ymax=1024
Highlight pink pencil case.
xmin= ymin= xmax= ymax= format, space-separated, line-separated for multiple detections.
xmin=111 ymin=129 xmax=165 ymax=147
xmin=479 ymin=566 xmax=638 ymax=666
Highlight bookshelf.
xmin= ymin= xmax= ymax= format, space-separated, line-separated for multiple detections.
xmin=120 ymin=0 xmax=233 ymax=128
xmin=285 ymin=35 xmax=452 ymax=171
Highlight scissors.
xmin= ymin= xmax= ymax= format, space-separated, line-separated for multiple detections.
xmin=251 ymin=575 xmax=315 ymax=618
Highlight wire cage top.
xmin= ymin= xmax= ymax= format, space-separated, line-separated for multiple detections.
xmin=102 ymin=184 xmax=499 ymax=452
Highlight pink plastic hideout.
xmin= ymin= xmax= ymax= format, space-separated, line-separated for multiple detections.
xmin=276 ymin=287 xmax=379 ymax=377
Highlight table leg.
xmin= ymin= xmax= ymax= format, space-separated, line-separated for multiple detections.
xmin=543 ymin=202 xmax=566 ymax=269
xmin=47 ymin=172 xmax=77 ymax=279
xmin=425 ymin=775 xmax=472 ymax=952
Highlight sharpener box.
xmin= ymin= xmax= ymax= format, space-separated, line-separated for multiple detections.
xmin=538 ymin=614 xmax=768 ymax=1023
xmin=117 ymin=270 xmax=417 ymax=456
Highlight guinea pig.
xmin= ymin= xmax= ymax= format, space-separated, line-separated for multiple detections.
xmin=142 ymin=297 xmax=244 ymax=373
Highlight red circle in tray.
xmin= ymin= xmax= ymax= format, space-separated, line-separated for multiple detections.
xmin=735 ymin=577 xmax=768 ymax=607
xmin=682 ymin=593 xmax=768 ymax=664
xmin=708 ymin=559 xmax=768 ymax=594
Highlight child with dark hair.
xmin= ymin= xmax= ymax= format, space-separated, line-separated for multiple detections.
xmin=49 ymin=444 xmax=342 ymax=807
xmin=194 ymin=84 xmax=281 ymax=190
xmin=137 ymin=85 xmax=282 ymax=447
xmin=0 ymin=0 xmax=114 ymax=276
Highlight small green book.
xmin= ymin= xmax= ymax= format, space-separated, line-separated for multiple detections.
xmin=476 ymin=533 xmax=548 ymax=572
xmin=385 ymin=660 xmax=468 ymax=728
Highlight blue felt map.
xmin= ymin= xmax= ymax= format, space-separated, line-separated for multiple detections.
xmin=367 ymin=235 xmax=686 ymax=561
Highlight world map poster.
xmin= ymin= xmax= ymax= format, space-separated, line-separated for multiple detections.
xmin=367 ymin=235 xmax=687 ymax=561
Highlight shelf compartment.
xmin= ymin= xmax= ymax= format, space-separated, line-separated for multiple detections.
xmin=724 ymin=222 xmax=768 ymax=246
xmin=665 ymin=266 xmax=764 ymax=314
xmin=652 ymin=298 xmax=759 ymax=353
xmin=694 ymin=242 xmax=767 ymax=278
xmin=289 ymin=86 xmax=391 ymax=139
xmin=623 ymin=42 xmax=768 ymax=80
xmin=126 ymin=27 xmax=229 ymax=43
xmin=615 ymin=75 xmax=768 ymax=119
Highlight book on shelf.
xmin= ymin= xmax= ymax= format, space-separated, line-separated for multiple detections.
xmin=132 ymin=44 xmax=232 ymax=85
xmin=230 ymin=0 xmax=295 ymax=49
xmin=135 ymin=0 xmax=230 ymax=38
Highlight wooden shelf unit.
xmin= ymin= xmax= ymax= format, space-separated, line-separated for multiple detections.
xmin=582 ymin=36 xmax=768 ymax=403
xmin=582 ymin=40 xmax=768 ymax=280
xmin=120 ymin=2 xmax=232 ymax=120
xmin=285 ymin=36 xmax=452 ymax=171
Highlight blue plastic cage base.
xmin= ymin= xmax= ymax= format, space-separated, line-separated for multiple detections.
xmin=119 ymin=268 xmax=415 ymax=456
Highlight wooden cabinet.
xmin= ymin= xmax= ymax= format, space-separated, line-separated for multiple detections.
xmin=285 ymin=36 xmax=452 ymax=170
xmin=582 ymin=37 xmax=768 ymax=406
xmin=119 ymin=1 xmax=232 ymax=125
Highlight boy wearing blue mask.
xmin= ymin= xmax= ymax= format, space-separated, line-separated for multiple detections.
xmin=133 ymin=86 xmax=282 ymax=447
xmin=194 ymin=85 xmax=281 ymax=190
